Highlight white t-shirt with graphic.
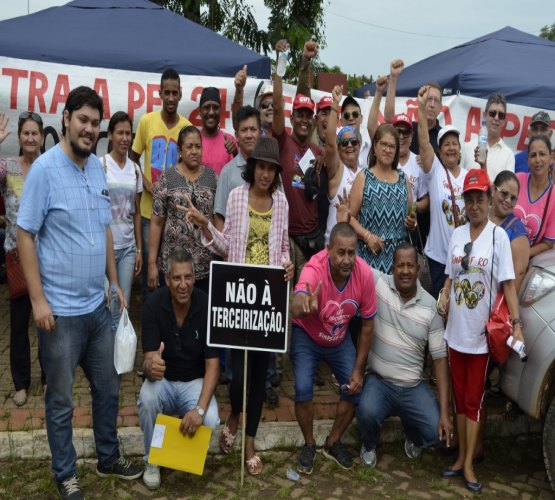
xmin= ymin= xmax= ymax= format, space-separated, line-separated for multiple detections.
xmin=102 ymin=154 xmax=143 ymax=249
xmin=399 ymin=151 xmax=428 ymax=202
xmin=424 ymin=156 xmax=467 ymax=265
xmin=444 ymin=221 xmax=515 ymax=354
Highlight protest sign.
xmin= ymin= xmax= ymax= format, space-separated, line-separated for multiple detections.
xmin=207 ymin=261 xmax=289 ymax=353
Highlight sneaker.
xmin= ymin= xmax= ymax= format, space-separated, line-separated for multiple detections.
xmin=323 ymin=437 xmax=353 ymax=469
xmin=56 ymin=474 xmax=83 ymax=500
xmin=297 ymin=443 xmax=317 ymax=474
xmin=142 ymin=463 xmax=160 ymax=490
xmin=265 ymin=387 xmax=279 ymax=407
xmin=404 ymin=438 xmax=422 ymax=459
xmin=360 ymin=444 xmax=377 ymax=467
xmin=96 ymin=455 xmax=143 ymax=480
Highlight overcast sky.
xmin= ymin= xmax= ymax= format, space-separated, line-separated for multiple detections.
xmin=1 ymin=0 xmax=551 ymax=78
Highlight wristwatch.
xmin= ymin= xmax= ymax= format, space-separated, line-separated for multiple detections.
xmin=512 ymin=318 xmax=522 ymax=327
xmin=195 ymin=406 xmax=205 ymax=418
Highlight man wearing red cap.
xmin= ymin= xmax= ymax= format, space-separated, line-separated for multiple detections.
xmin=273 ymin=43 xmax=324 ymax=279
xmin=311 ymin=96 xmax=333 ymax=148
xmin=393 ymin=113 xmax=429 ymax=213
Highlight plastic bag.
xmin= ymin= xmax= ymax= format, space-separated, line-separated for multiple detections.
xmin=114 ymin=308 xmax=137 ymax=375
xmin=485 ymin=290 xmax=512 ymax=364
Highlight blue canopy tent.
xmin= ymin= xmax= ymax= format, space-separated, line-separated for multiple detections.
xmin=0 ymin=0 xmax=270 ymax=78
xmin=355 ymin=27 xmax=555 ymax=111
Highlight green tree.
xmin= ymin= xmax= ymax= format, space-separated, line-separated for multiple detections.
xmin=154 ymin=0 xmax=328 ymax=78
xmin=539 ymin=22 xmax=555 ymax=41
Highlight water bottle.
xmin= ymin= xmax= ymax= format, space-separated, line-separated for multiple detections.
xmin=477 ymin=120 xmax=487 ymax=164
xmin=276 ymin=44 xmax=289 ymax=77
xmin=506 ymin=335 xmax=528 ymax=362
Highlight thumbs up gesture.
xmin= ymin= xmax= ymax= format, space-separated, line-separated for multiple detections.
xmin=234 ymin=64 xmax=247 ymax=90
xmin=145 ymin=342 xmax=166 ymax=381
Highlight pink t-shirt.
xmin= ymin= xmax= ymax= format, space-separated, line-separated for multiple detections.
xmin=293 ymin=249 xmax=377 ymax=347
xmin=514 ymin=173 xmax=555 ymax=245
xmin=201 ymin=129 xmax=237 ymax=175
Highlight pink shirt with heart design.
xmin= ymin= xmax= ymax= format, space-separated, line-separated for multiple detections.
xmin=514 ymin=173 xmax=555 ymax=246
xmin=293 ymin=249 xmax=377 ymax=347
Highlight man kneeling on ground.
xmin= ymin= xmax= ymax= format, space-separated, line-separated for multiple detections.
xmin=291 ymin=222 xmax=377 ymax=473
xmin=138 ymin=249 xmax=220 ymax=489
xmin=357 ymin=242 xmax=452 ymax=467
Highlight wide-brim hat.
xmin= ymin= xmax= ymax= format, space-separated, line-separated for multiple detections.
xmin=249 ymin=136 xmax=281 ymax=170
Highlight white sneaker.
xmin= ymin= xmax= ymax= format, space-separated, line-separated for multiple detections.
xmin=360 ymin=445 xmax=377 ymax=467
xmin=404 ymin=438 xmax=422 ymax=459
xmin=143 ymin=464 xmax=160 ymax=489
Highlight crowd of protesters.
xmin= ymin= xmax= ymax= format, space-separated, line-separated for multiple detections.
xmin=0 ymin=38 xmax=554 ymax=499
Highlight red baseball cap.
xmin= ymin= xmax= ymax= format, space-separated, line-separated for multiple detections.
xmin=463 ymin=169 xmax=491 ymax=193
xmin=293 ymin=94 xmax=315 ymax=113
xmin=392 ymin=113 xmax=413 ymax=131
xmin=317 ymin=95 xmax=333 ymax=111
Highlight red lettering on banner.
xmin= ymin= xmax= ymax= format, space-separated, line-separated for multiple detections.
xmin=94 ymin=78 xmax=111 ymax=119
xmin=49 ymin=74 xmax=70 ymax=115
xmin=442 ymin=105 xmax=452 ymax=125
xmin=517 ymin=115 xmax=532 ymax=150
xmin=219 ymin=88 xmax=231 ymax=127
xmin=146 ymin=83 xmax=162 ymax=112
xmin=464 ymin=106 xmax=482 ymax=142
xmin=188 ymin=86 xmax=203 ymax=127
xmin=501 ymin=112 xmax=519 ymax=139
xmin=29 ymin=71 xmax=48 ymax=113
xmin=128 ymin=82 xmax=145 ymax=121
xmin=2 ymin=68 xmax=28 ymax=109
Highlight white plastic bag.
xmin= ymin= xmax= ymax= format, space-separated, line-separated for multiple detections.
xmin=114 ymin=308 xmax=137 ymax=375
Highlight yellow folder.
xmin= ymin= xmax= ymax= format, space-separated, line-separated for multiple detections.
xmin=147 ymin=413 xmax=212 ymax=475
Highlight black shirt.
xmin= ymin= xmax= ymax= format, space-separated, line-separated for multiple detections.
xmin=410 ymin=120 xmax=441 ymax=155
xmin=142 ymin=287 xmax=219 ymax=382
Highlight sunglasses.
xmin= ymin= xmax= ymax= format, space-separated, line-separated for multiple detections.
xmin=495 ymin=185 xmax=518 ymax=204
xmin=339 ymin=138 xmax=360 ymax=148
xmin=461 ymin=241 xmax=473 ymax=271
xmin=260 ymin=100 xmax=273 ymax=110
xmin=342 ymin=110 xmax=360 ymax=121
xmin=487 ymin=110 xmax=506 ymax=120
xmin=19 ymin=111 xmax=43 ymax=124
xmin=395 ymin=128 xmax=412 ymax=138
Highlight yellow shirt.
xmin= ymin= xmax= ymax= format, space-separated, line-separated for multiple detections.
xmin=245 ymin=206 xmax=272 ymax=265
xmin=132 ymin=111 xmax=191 ymax=218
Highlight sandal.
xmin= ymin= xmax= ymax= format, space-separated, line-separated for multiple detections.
xmin=219 ymin=418 xmax=236 ymax=454
xmin=13 ymin=389 xmax=27 ymax=406
xmin=246 ymin=454 xmax=263 ymax=475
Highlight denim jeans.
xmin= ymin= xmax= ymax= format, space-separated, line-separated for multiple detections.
xmin=427 ymin=256 xmax=447 ymax=299
xmin=106 ymin=244 xmax=137 ymax=332
xmin=38 ymin=303 xmax=120 ymax=481
xmin=290 ymin=325 xmax=359 ymax=404
xmin=138 ymin=377 xmax=219 ymax=461
xmin=141 ymin=217 xmax=150 ymax=300
xmin=357 ymin=373 xmax=440 ymax=450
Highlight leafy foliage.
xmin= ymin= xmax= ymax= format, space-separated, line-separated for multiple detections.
xmin=539 ymin=22 xmax=555 ymax=41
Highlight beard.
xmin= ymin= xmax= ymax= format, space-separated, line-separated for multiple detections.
xmin=69 ymin=137 xmax=92 ymax=159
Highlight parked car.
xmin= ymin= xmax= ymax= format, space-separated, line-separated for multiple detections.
xmin=501 ymin=248 xmax=555 ymax=491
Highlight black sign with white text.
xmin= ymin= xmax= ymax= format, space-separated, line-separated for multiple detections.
xmin=207 ymin=261 xmax=290 ymax=352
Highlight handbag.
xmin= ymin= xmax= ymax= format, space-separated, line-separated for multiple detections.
xmin=485 ymin=226 xmax=512 ymax=364
xmin=6 ymin=248 xmax=28 ymax=299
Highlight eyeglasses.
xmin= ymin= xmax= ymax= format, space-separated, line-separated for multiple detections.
xmin=19 ymin=111 xmax=43 ymax=124
xmin=339 ymin=138 xmax=360 ymax=148
xmin=260 ymin=100 xmax=273 ymax=110
xmin=342 ymin=110 xmax=360 ymax=121
xmin=487 ymin=110 xmax=506 ymax=120
xmin=395 ymin=128 xmax=412 ymax=138
xmin=378 ymin=140 xmax=396 ymax=152
xmin=495 ymin=185 xmax=518 ymax=204
xmin=461 ymin=241 xmax=473 ymax=271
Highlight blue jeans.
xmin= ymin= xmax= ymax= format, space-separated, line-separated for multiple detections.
xmin=427 ymin=256 xmax=447 ymax=299
xmin=357 ymin=373 xmax=440 ymax=450
xmin=39 ymin=303 xmax=120 ymax=481
xmin=141 ymin=217 xmax=150 ymax=300
xmin=107 ymin=244 xmax=136 ymax=332
xmin=290 ymin=325 xmax=360 ymax=404
xmin=138 ymin=377 xmax=219 ymax=461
